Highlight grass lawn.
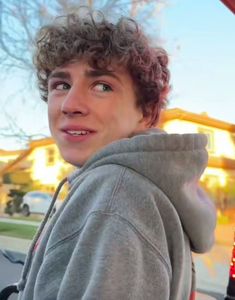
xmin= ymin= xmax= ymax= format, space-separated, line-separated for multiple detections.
xmin=3 ymin=214 xmax=43 ymax=223
xmin=0 ymin=222 xmax=38 ymax=240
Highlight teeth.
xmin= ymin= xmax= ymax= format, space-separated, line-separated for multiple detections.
xmin=67 ymin=130 xmax=89 ymax=136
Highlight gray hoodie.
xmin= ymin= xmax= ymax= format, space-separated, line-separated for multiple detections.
xmin=18 ymin=129 xmax=216 ymax=300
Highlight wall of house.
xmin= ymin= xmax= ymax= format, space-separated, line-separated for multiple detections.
xmin=29 ymin=145 xmax=64 ymax=186
xmin=163 ymin=119 xmax=235 ymax=208
xmin=27 ymin=144 xmax=74 ymax=193
xmin=163 ymin=119 xmax=235 ymax=158
xmin=212 ymin=130 xmax=235 ymax=158
xmin=0 ymin=152 xmax=22 ymax=163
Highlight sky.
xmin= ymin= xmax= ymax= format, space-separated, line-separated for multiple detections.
xmin=163 ymin=0 xmax=235 ymax=121
xmin=0 ymin=0 xmax=235 ymax=150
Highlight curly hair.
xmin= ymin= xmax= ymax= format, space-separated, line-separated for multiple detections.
xmin=33 ymin=7 xmax=170 ymax=126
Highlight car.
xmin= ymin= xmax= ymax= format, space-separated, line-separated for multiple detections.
xmin=20 ymin=191 xmax=62 ymax=216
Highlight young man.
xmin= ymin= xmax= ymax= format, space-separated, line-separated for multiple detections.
xmin=17 ymin=7 xmax=216 ymax=300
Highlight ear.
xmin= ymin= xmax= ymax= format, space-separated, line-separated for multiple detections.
xmin=138 ymin=113 xmax=153 ymax=129
xmin=143 ymin=104 xmax=161 ymax=128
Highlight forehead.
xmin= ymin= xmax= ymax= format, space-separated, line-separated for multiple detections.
xmin=49 ymin=59 xmax=131 ymax=82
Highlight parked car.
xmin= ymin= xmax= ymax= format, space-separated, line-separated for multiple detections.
xmin=20 ymin=191 xmax=62 ymax=216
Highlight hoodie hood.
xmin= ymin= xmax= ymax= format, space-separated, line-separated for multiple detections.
xmin=16 ymin=128 xmax=216 ymax=297
xmin=69 ymin=128 xmax=216 ymax=252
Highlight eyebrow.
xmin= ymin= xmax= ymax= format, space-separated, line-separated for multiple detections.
xmin=48 ymin=71 xmax=71 ymax=81
xmin=84 ymin=69 xmax=122 ymax=83
xmin=48 ymin=68 xmax=122 ymax=83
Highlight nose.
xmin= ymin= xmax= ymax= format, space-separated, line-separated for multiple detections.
xmin=61 ymin=85 xmax=89 ymax=117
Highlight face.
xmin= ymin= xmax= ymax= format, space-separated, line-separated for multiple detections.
xmin=47 ymin=60 xmax=149 ymax=166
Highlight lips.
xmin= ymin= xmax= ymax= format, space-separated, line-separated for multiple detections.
xmin=60 ymin=126 xmax=96 ymax=141
xmin=65 ymin=130 xmax=91 ymax=136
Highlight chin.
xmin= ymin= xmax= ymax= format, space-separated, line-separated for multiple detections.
xmin=59 ymin=152 xmax=84 ymax=167
xmin=59 ymin=145 xmax=97 ymax=167
xmin=67 ymin=157 xmax=85 ymax=167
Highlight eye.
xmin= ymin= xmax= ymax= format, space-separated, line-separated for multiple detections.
xmin=93 ymin=83 xmax=112 ymax=92
xmin=54 ymin=82 xmax=70 ymax=90
xmin=49 ymin=81 xmax=70 ymax=91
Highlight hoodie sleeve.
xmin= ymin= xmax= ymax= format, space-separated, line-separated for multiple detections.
xmin=56 ymin=211 xmax=171 ymax=300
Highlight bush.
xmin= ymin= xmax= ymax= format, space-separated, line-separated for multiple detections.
xmin=4 ymin=189 xmax=26 ymax=215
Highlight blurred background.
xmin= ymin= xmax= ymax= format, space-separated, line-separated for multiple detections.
xmin=0 ymin=1 xmax=234 ymax=299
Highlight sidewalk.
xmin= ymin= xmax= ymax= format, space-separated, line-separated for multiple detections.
xmin=196 ymin=293 xmax=216 ymax=300
xmin=0 ymin=216 xmax=39 ymax=253
xmin=0 ymin=235 xmax=31 ymax=253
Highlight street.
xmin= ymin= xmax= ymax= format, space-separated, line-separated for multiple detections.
xmin=194 ymin=243 xmax=231 ymax=299
xmin=0 ymin=250 xmax=23 ymax=300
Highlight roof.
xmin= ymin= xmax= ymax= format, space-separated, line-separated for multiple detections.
xmin=0 ymin=149 xmax=24 ymax=157
xmin=209 ymin=156 xmax=235 ymax=170
xmin=0 ymin=137 xmax=55 ymax=176
xmin=0 ymin=148 xmax=33 ymax=176
xmin=160 ymin=108 xmax=235 ymax=132
xmin=29 ymin=137 xmax=55 ymax=148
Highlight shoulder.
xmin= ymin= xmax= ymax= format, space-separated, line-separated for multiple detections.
xmin=81 ymin=165 xmax=174 ymax=249
xmin=52 ymin=165 xmax=177 ymax=264
xmin=73 ymin=164 xmax=161 ymax=208
xmin=71 ymin=163 xmax=172 ymax=217
xmin=79 ymin=163 xmax=157 ymax=194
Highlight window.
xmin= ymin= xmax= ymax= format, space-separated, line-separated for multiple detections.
xmin=198 ymin=127 xmax=214 ymax=153
xmin=46 ymin=147 xmax=55 ymax=165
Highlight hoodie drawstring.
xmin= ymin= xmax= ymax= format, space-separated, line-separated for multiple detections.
xmin=17 ymin=177 xmax=68 ymax=292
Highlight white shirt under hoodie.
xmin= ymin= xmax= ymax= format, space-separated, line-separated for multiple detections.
xmin=18 ymin=129 xmax=217 ymax=300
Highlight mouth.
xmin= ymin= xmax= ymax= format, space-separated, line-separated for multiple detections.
xmin=60 ymin=127 xmax=96 ymax=142
xmin=65 ymin=130 xmax=92 ymax=136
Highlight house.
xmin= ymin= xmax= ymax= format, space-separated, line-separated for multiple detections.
xmin=160 ymin=108 xmax=235 ymax=208
xmin=0 ymin=138 xmax=74 ymax=209
xmin=0 ymin=107 xmax=235 ymax=210
xmin=0 ymin=149 xmax=24 ymax=167
xmin=0 ymin=149 xmax=28 ymax=207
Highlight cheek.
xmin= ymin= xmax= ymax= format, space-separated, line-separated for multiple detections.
xmin=47 ymin=100 xmax=59 ymax=131
xmin=95 ymin=103 xmax=118 ymax=125
xmin=103 ymin=102 xmax=140 ymax=132
xmin=48 ymin=98 xmax=59 ymax=117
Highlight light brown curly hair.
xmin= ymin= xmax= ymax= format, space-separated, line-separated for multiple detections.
xmin=33 ymin=7 xmax=170 ymax=126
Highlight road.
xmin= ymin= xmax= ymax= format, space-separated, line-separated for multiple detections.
xmin=194 ymin=244 xmax=230 ymax=293
xmin=194 ymin=243 xmax=231 ymax=299
xmin=0 ymin=250 xmax=23 ymax=300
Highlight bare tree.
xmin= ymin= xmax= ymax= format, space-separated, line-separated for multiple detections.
xmin=0 ymin=0 xmax=167 ymax=148
xmin=0 ymin=106 xmax=49 ymax=147
xmin=0 ymin=0 xmax=167 ymax=72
